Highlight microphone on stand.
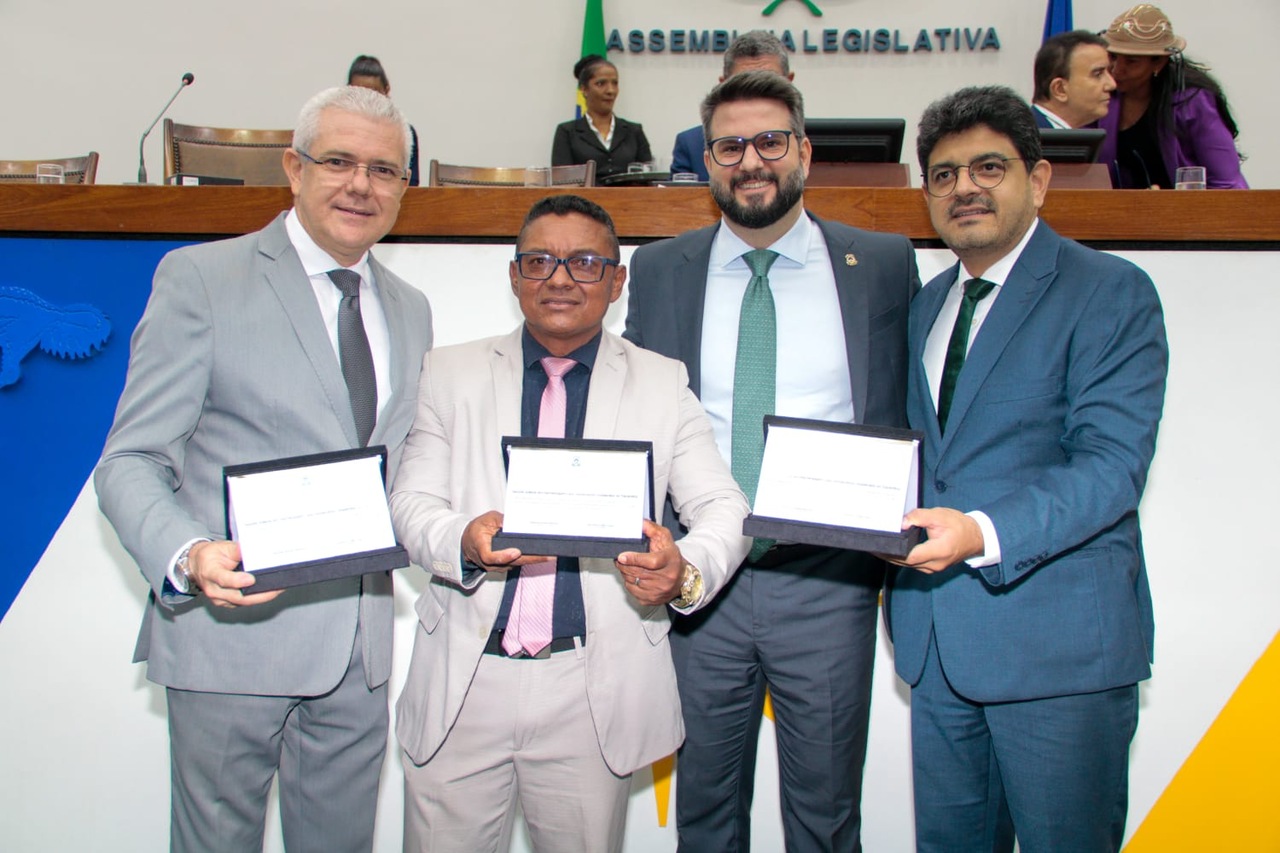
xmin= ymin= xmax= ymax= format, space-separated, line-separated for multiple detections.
xmin=136 ymin=72 xmax=195 ymax=185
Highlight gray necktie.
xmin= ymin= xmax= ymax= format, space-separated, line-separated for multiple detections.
xmin=328 ymin=269 xmax=376 ymax=446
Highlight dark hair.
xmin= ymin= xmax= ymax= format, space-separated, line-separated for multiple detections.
xmin=573 ymin=54 xmax=615 ymax=88
xmin=1151 ymin=56 xmax=1241 ymax=147
xmin=723 ymin=30 xmax=790 ymax=78
xmin=347 ymin=55 xmax=389 ymax=89
xmin=518 ymin=194 xmax=620 ymax=258
xmin=917 ymin=85 xmax=1042 ymax=172
xmin=701 ymin=70 xmax=805 ymax=142
xmin=1033 ymin=30 xmax=1109 ymax=101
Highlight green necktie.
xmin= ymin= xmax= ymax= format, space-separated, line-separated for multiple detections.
xmin=937 ymin=277 xmax=996 ymax=433
xmin=732 ymin=249 xmax=780 ymax=563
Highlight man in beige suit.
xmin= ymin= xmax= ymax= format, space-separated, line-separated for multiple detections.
xmin=389 ymin=194 xmax=750 ymax=852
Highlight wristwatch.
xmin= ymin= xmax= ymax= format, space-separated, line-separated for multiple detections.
xmin=175 ymin=546 xmax=199 ymax=594
xmin=674 ymin=561 xmax=703 ymax=609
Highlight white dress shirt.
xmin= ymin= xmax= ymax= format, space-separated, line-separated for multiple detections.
xmin=1032 ymin=103 xmax=1072 ymax=130
xmin=700 ymin=211 xmax=853 ymax=467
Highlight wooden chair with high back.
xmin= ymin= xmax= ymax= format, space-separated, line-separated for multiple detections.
xmin=427 ymin=160 xmax=596 ymax=188
xmin=0 ymin=152 xmax=100 ymax=185
xmin=163 ymin=119 xmax=293 ymax=185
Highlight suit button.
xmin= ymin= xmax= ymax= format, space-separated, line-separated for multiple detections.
xmin=935 ymin=480 xmax=947 ymax=492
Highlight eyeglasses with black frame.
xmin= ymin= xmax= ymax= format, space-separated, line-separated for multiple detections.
xmin=295 ymin=149 xmax=409 ymax=185
xmin=924 ymin=156 xmax=1025 ymax=197
xmin=514 ymin=252 xmax=620 ymax=283
xmin=706 ymin=130 xmax=794 ymax=167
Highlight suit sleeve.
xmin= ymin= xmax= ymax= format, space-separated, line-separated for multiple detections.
xmin=94 ymin=251 xmax=218 ymax=603
xmin=670 ymin=133 xmax=693 ymax=175
xmin=551 ymin=123 xmax=573 ymax=167
xmin=622 ymin=245 xmax=649 ymax=348
xmin=388 ymin=350 xmax=477 ymax=588
xmin=1177 ymin=88 xmax=1248 ymax=189
xmin=633 ymin=124 xmax=653 ymax=164
xmin=664 ymin=365 xmax=751 ymax=609
xmin=977 ymin=262 xmax=1168 ymax=587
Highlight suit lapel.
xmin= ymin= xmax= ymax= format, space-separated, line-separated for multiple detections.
xmin=673 ymin=227 xmax=715 ymax=395
xmin=584 ymin=332 xmax=627 ymax=437
xmin=258 ymin=216 xmax=358 ymax=446
xmin=818 ymin=216 xmax=872 ymax=424
xmin=490 ymin=328 xmax=524 ymax=439
xmin=368 ymin=255 xmax=408 ymax=446
xmin=911 ymin=263 xmax=958 ymax=448
xmin=938 ymin=225 xmax=1060 ymax=452
xmin=574 ymin=118 xmax=608 ymax=155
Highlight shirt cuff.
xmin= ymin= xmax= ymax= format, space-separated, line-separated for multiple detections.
xmin=963 ymin=511 xmax=1001 ymax=568
xmin=166 ymin=538 xmax=210 ymax=595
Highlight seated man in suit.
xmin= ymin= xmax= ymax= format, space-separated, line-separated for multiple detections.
xmin=95 ymin=85 xmax=433 ymax=852
xmin=888 ymin=85 xmax=1168 ymax=852
xmin=670 ymin=29 xmax=794 ymax=181
xmin=389 ymin=194 xmax=751 ymax=852
xmin=1031 ymin=30 xmax=1116 ymax=129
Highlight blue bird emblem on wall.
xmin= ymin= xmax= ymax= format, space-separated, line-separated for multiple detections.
xmin=0 ymin=286 xmax=112 ymax=388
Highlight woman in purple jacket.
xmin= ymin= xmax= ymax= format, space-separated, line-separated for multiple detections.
xmin=1098 ymin=4 xmax=1247 ymax=189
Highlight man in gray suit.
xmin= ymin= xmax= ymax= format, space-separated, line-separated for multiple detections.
xmin=389 ymin=195 xmax=749 ymax=851
xmin=95 ymin=86 xmax=432 ymax=852
xmin=625 ymin=71 xmax=919 ymax=851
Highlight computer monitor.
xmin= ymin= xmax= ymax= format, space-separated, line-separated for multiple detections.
xmin=1038 ymin=128 xmax=1106 ymax=164
xmin=804 ymin=119 xmax=905 ymax=164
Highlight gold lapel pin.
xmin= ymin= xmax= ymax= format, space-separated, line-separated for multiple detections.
xmin=845 ymin=253 xmax=858 ymax=266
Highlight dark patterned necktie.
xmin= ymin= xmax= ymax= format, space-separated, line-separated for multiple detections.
xmin=937 ymin=277 xmax=995 ymax=433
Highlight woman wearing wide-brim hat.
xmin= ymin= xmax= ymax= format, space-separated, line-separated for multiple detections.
xmin=1097 ymin=3 xmax=1248 ymax=189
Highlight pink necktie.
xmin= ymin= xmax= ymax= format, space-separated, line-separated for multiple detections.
xmin=502 ymin=356 xmax=576 ymax=656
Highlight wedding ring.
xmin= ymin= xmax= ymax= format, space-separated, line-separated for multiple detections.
xmin=633 ymin=576 xmax=641 ymax=586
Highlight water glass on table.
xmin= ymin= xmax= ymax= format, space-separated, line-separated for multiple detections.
xmin=36 ymin=164 xmax=65 ymax=184
xmin=1175 ymin=166 xmax=1206 ymax=190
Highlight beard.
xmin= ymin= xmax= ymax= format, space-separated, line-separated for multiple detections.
xmin=711 ymin=166 xmax=805 ymax=230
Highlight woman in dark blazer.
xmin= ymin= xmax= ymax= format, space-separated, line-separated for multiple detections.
xmin=551 ymin=55 xmax=652 ymax=179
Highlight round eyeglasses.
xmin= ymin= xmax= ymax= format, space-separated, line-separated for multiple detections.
xmin=924 ymin=156 xmax=1025 ymax=197
xmin=706 ymin=130 xmax=794 ymax=167
xmin=296 ymin=150 xmax=409 ymax=185
xmin=514 ymin=253 xmax=619 ymax=284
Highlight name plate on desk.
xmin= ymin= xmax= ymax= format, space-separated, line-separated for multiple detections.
xmin=744 ymin=416 xmax=924 ymax=557
xmin=491 ymin=437 xmax=654 ymax=558
xmin=223 ymin=446 xmax=408 ymax=592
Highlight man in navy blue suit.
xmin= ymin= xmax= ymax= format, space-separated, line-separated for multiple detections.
xmin=670 ymin=30 xmax=793 ymax=181
xmin=886 ymin=85 xmax=1167 ymax=852
xmin=1031 ymin=30 xmax=1115 ymax=129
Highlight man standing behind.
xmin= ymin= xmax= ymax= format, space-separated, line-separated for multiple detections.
xmin=627 ymin=71 xmax=919 ymax=851
xmin=95 ymin=86 xmax=432 ymax=852
xmin=390 ymin=195 xmax=750 ymax=852
xmin=670 ymin=30 xmax=794 ymax=181
xmin=1031 ymin=30 xmax=1116 ymax=129
xmin=889 ymin=85 xmax=1167 ymax=851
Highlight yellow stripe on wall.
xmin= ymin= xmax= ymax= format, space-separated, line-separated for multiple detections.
xmin=1126 ymin=630 xmax=1280 ymax=851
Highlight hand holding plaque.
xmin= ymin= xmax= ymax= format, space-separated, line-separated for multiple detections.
xmin=490 ymin=437 xmax=655 ymax=558
xmin=743 ymin=416 xmax=924 ymax=557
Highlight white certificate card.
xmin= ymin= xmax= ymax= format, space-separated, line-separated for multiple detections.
xmin=227 ymin=453 xmax=396 ymax=572
xmin=501 ymin=445 xmax=650 ymax=540
xmin=752 ymin=422 xmax=919 ymax=533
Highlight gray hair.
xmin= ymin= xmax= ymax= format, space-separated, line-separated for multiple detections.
xmin=293 ymin=86 xmax=412 ymax=167
xmin=723 ymin=30 xmax=790 ymax=77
